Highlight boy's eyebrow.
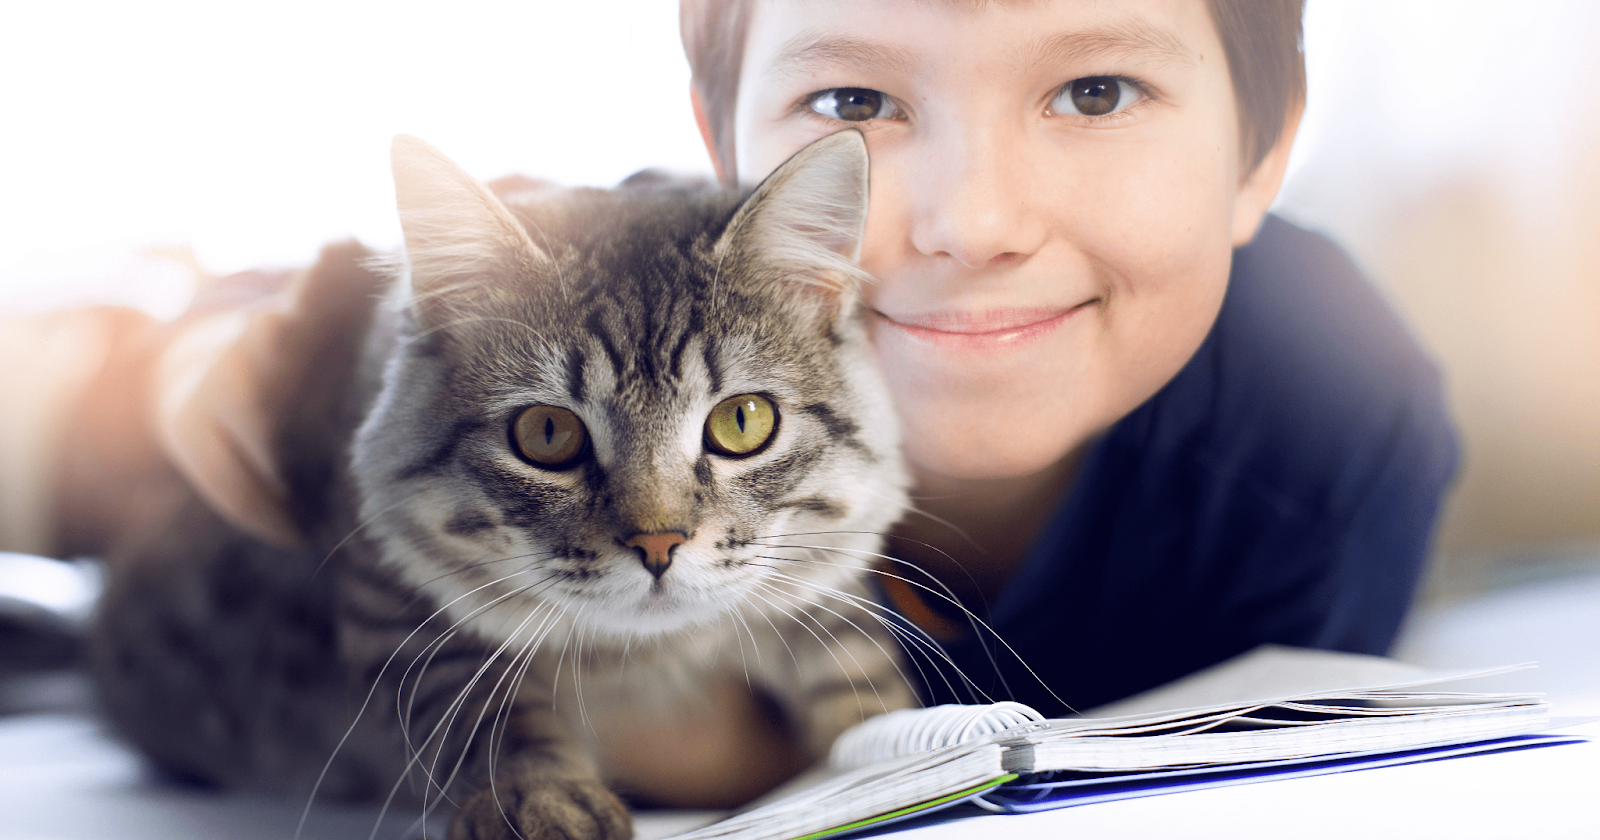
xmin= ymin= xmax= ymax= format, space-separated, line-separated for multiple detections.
xmin=1022 ymin=19 xmax=1197 ymax=72
xmin=765 ymin=32 xmax=917 ymax=80
xmin=764 ymin=19 xmax=1195 ymax=82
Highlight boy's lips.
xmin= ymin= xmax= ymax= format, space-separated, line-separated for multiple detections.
xmin=869 ymin=302 xmax=1098 ymax=350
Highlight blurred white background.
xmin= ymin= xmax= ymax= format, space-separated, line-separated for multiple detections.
xmin=0 ymin=0 xmax=1596 ymax=592
xmin=0 ymin=0 xmax=710 ymax=314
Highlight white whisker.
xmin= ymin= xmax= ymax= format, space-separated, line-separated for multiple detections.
xmin=746 ymin=536 xmax=989 ymax=701
xmin=758 ymin=567 xmax=925 ymax=702
xmin=394 ymin=571 xmax=566 ymax=769
xmin=300 ymin=564 xmax=552 ymax=840
xmin=722 ymin=602 xmax=757 ymax=689
xmin=427 ymin=599 xmax=562 ymax=813
xmin=744 ymin=580 xmax=884 ymax=718
xmin=360 ymin=579 xmax=547 ymax=840
xmin=754 ymin=544 xmax=1072 ymax=711
xmin=548 ymin=603 xmax=586 ymax=715
xmin=477 ymin=608 xmax=566 ymax=840
xmin=732 ymin=590 xmax=799 ymax=675
xmin=306 ymin=494 xmax=416 ymax=583
xmin=756 ymin=563 xmax=981 ymax=705
xmin=767 ymin=569 xmax=989 ymax=709
xmin=382 ymin=588 xmax=560 ymax=838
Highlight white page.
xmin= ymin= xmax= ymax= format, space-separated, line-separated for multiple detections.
xmin=1080 ymin=644 xmax=1529 ymax=718
xmin=1013 ymin=703 xmax=1551 ymax=772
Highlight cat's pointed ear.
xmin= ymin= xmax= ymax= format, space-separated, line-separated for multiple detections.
xmin=390 ymin=135 xmax=549 ymax=323
xmin=713 ymin=129 xmax=871 ymax=304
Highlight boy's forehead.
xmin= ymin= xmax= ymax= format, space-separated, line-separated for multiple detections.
xmin=749 ymin=0 xmax=1216 ymax=76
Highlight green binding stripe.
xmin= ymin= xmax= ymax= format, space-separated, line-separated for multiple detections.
xmin=790 ymin=774 xmax=1019 ymax=840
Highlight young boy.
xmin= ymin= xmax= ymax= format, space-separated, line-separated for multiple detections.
xmin=680 ymin=0 xmax=1458 ymax=715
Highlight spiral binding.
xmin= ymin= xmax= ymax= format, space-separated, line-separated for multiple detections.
xmin=829 ymin=702 xmax=1047 ymax=769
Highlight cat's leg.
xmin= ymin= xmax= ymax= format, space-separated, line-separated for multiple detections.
xmin=444 ymin=699 xmax=631 ymax=840
xmin=337 ymin=566 xmax=630 ymax=840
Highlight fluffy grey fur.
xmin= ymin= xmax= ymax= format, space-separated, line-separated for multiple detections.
xmin=90 ymin=131 xmax=916 ymax=840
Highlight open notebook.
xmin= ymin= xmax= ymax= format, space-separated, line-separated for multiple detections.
xmin=666 ymin=646 xmax=1584 ymax=840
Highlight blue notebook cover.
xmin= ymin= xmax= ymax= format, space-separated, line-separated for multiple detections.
xmin=837 ymin=733 xmax=1586 ymax=839
xmin=975 ymin=733 xmax=1587 ymax=813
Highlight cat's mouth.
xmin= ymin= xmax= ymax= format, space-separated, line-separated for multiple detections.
xmin=641 ymin=585 xmax=679 ymax=608
xmin=554 ymin=570 xmax=732 ymax=637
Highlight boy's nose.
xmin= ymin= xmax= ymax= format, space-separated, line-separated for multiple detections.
xmin=909 ymin=131 xmax=1046 ymax=269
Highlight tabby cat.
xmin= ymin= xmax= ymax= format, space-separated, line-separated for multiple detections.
xmin=88 ymin=130 xmax=919 ymax=839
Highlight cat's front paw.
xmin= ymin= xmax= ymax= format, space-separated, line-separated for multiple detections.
xmin=449 ymin=773 xmax=632 ymax=840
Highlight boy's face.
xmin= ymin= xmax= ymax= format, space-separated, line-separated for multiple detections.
xmin=727 ymin=0 xmax=1288 ymax=481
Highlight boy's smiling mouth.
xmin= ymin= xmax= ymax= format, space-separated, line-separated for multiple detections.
xmin=869 ymin=302 xmax=1100 ymax=350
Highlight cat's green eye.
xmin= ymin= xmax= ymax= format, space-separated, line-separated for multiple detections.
xmin=704 ymin=395 xmax=778 ymax=457
xmin=513 ymin=405 xmax=588 ymax=468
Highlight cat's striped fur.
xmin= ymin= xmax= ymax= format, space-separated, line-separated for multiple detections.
xmin=89 ymin=132 xmax=917 ymax=840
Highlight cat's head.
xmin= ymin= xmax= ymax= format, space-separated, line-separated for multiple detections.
xmin=351 ymin=132 xmax=906 ymax=642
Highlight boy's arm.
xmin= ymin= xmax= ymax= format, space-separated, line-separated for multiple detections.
xmin=0 ymin=310 xmax=118 ymax=556
xmin=148 ymin=275 xmax=304 ymax=548
xmin=0 ymin=272 xmax=308 ymax=560
xmin=1233 ymin=392 xmax=1460 ymax=656
xmin=1207 ymin=218 xmax=1463 ymax=659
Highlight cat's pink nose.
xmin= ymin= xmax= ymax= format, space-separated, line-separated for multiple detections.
xmin=625 ymin=531 xmax=687 ymax=580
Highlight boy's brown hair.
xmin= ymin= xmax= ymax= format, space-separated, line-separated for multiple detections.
xmin=681 ymin=0 xmax=1306 ymax=186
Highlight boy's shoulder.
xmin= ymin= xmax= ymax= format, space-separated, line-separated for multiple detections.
xmin=1122 ymin=215 xmax=1456 ymax=520
xmin=1221 ymin=214 xmax=1442 ymax=413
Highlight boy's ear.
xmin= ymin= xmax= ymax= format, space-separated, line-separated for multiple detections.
xmin=691 ymin=86 xmax=734 ymax=188
xmin=1231 ymin=102 xmax=1305 ymax=246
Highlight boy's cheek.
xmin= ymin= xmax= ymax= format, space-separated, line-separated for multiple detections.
xmin=735 ymin=127 xmax=815 ymax=189
xmin=1068 ymin=132 xmax=1238 ymax=255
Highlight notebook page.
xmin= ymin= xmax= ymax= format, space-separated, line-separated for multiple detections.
xmin=1008 ymin=702 xmax=1550 ymax=773
xmin=1081 ymin=644 xmax=1531 ymax=719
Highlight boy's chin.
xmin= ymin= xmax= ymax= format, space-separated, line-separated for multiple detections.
xmin=889 ymin=372 xmax=1121 ymax=483
xmin=899 ymin=418 xmax=1092 ymax=484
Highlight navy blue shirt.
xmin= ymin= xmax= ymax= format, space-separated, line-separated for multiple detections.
xmin=899 ymin=215 xmax=1460 ymax=716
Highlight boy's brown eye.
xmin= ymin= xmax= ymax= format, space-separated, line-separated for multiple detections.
xmin=808 ymin=88 xmax=899 ymax=122
xmin=1052 ymin=76 xmax=1141 ymax=118
xmin=513 ymin=405 xmax=588 ymax=468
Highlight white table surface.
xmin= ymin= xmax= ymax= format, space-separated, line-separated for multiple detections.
xmin=3 ymin=566 xmax=1597 ymax=840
